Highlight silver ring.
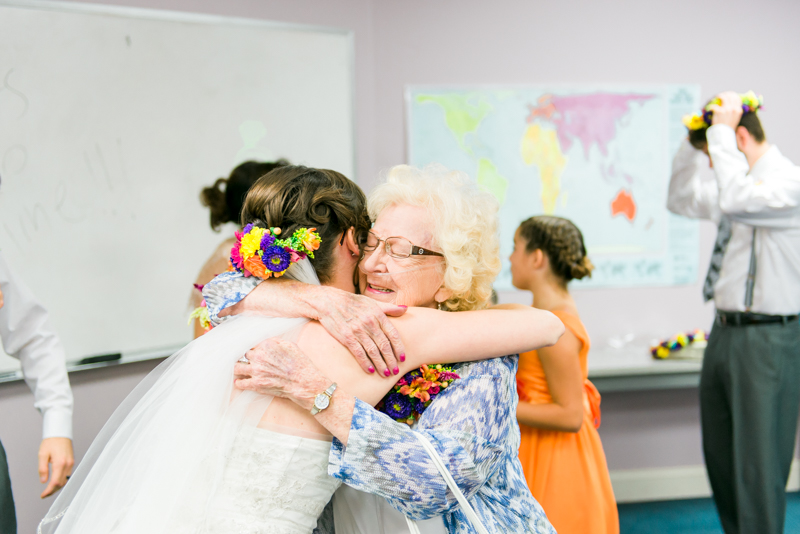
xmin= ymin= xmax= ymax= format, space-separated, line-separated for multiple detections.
xmin=237 ymin=355 xmax=250 ymax=364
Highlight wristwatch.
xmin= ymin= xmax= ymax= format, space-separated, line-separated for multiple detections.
xmin=310 ymin=382 xmax=338 ymax=415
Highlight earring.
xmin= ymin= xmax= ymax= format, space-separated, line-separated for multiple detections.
xmin=437 ymin=301 xmax=445 ymax=311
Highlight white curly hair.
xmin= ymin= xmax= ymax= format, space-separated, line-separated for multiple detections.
xmin=368 ymin=164 xmax=501 ymax=311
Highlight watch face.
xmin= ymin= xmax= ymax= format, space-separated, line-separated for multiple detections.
xmin=314 ymin=393 xmax=330 ymax=411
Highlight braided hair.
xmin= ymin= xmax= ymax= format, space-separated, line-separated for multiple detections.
xmin=518 ymin=216 xmax=593 ymax=285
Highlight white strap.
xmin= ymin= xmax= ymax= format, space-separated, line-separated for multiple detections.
xmin=404 ymin=432 xmax=490 ymax=534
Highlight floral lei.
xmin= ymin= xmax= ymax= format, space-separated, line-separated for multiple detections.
xmin=682 ymin=90 xmax=763 ymax=131
xmin=377 ymin=364 xmax=460 ymax=425
xmin=651 ymin=329 xmax=708 ymax=359
xmin=189 ymin=224 xmax=321 ymax=333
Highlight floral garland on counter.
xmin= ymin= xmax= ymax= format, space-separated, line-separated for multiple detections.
xmin=377 ymin=364 xmax=460 ymax=425
xmin=682 ymin=91 xmax=763 ymax=131
xmin=651 ymin=329 xmax=709 ymax=359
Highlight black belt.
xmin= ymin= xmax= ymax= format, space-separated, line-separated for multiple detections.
xmin=716 ymin=310 xmax=799 ymax=326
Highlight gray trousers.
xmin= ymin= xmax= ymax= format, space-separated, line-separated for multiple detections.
xmin=0 ymin=439 xmax=15 ymax=534
xmin=700 ymin=318 xmax=800 ymax=534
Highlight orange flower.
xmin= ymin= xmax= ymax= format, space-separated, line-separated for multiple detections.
xmin=399 ymin=377 xmax=433 ymax=403
xmin=244 ymin=255 xmax=268 ymax=278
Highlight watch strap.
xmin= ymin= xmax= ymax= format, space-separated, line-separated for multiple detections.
xmin=310 ymin=382 xmax=337 ymax=415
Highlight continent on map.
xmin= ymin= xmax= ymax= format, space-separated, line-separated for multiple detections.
xmin=520 ymin=124 xmax=566 ymax=214
xmin=526 ymin=93 xmax=657 ymax=158
xmin=611 ymin=189 xmax=637 ymax=222
xmin=476 ymin=158 xmax=509 ymax=204
xmin=415 ymin=93 xmax=492 ymax=154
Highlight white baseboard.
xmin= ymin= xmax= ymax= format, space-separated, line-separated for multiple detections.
xmin=611 ymin=460 xmax=800 ymax=503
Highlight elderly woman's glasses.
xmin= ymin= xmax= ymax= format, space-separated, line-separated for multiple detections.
xmin=364 ymin=231 xmax=444 ymax=259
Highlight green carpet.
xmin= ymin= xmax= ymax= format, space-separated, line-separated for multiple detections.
xmin=617 ymin=492 xmax=800 ymax=533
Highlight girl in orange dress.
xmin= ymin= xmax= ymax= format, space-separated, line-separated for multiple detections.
xmin=509 ymin=216 xmax=619 ymax=534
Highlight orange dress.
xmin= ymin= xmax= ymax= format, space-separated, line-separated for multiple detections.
xmin=517 ymin=310 xmax=619 ymax=534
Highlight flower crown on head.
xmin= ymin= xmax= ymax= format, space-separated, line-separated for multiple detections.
xmin=230 ymin=223 xmax=321 ymax=279
xmin=682 ymin=91 xmax=764 ymax=131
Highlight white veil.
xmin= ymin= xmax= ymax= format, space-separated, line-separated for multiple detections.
xmin=39 ymin=260 xmax=320 ymax=534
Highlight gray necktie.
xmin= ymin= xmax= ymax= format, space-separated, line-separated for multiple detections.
xmin=703 ymin=217 xmax=758 ymax=309
xmin=703 ymin=216 xmax=732 ymax=302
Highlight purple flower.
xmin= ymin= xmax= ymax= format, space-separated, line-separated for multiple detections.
xmin=417 ymin=400 xmax=431 ymax=415
xmin=383 ymin=393 xmax=412 ymax=420
xmin=242 ymin=223 xmax=254 ymax=234
xmin=403 ymin=370 xmax=422 ymax=383
xmin=438 ymin=372 xmax=460 ymax=381
xmin=262 ymin=246 xmax=291 ymax=272
xmin=260 ymin=232 xmax=276 ymax=251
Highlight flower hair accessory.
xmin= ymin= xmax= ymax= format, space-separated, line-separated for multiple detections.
xmin=230 ymin=224 xmax=321 ymax=279
xmin=377 ymin=364 xmax=460 ymax=425
xmin=682 ymin=91 xmax=764 ymax=131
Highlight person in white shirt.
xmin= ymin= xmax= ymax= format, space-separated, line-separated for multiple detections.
xmin=0 ymin=251 xmax=74 ymax=533
xmin=668 ymin=91 xmax=800 ymax=534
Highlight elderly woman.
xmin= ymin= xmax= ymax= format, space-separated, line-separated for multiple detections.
xmin=215 ymin=165 xmax=559 ymax=533
xmin=41 ymin=165 xmax=559 ymax=534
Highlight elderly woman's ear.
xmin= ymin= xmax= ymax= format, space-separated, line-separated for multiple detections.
xmin=434 ymin=286 xmax=453 ymax=308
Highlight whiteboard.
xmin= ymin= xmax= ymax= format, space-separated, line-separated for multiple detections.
xmin=0 ymin=1 xmax=354 ymax=374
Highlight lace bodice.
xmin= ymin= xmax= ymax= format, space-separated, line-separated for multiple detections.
xmin=173 ymin=426 xmax=340 ymax=534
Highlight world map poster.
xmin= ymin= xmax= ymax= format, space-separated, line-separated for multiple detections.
xmin=406 ymin=85 xmax=702 ymax=289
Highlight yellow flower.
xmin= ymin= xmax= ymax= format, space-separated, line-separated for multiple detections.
xmin=655 ymin=346 xmax=670 ymax=359
xmin=239 ymin=227 xmax=267 ymax=260
xmin=740 ymin=90 xmax=762 ymax=111
xmin=682 ymin=113 xmax=707 ymax=131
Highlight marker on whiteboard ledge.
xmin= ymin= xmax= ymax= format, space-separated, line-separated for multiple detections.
xmin=78 ymin=353 xmax=122 ymax=365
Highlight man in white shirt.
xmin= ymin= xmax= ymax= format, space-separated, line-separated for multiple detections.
xmin=0 ymin=251 xmax=75 ymax=533
xmin=667 ymin=91 xmax=800 ymax=534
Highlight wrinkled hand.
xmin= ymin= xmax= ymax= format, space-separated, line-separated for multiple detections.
xmin=708 ymin=91 xmax=743 ymax=129
xmin=234 ymin=338 xmax=329 ymax=411
xmin=220 ymin=280 xmax=407 ymax=378
xmin=39 ymin=437 xmax=74 ymax=498
xmin=316 ymin=292 xmax=406 ymax=378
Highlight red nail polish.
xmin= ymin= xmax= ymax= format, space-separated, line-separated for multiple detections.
xmin=384 ymin=369 xmax=391 ymax=377
xmin=368 ymin=366 xmax=375 ymax=373
xmin=393 ymin=367 xmax=399 ymax=375
xmin=398 ymin=305 xmax=408 ymax=309
xmin=399 ymin=354 xmax=406 ymax=362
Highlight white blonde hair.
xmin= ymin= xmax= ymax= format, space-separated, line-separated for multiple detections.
xmin=368 ymin=164 xmax=501 ymax=311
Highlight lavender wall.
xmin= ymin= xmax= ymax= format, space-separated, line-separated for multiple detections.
xmin=3 ymin=0 xmax=800 ymax=530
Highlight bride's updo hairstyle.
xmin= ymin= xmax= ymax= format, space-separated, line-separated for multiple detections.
xmin=241 ymin=165 xmax=370 ymax=284
xmin=368 ymin=164 xmax=501 ymax=312
xmin=518 ymin=215 xmax=593 ymax=286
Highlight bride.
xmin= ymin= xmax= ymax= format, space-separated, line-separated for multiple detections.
xmin=40 ymin=165 xmax=561 ymax=533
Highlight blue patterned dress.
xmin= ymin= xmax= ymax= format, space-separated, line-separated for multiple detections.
xmin=203 ymin=271 xmax=555 ymax=534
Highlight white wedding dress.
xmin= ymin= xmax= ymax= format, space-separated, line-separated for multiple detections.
xmin=39 ymin=260 xmax=342 ymax=534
